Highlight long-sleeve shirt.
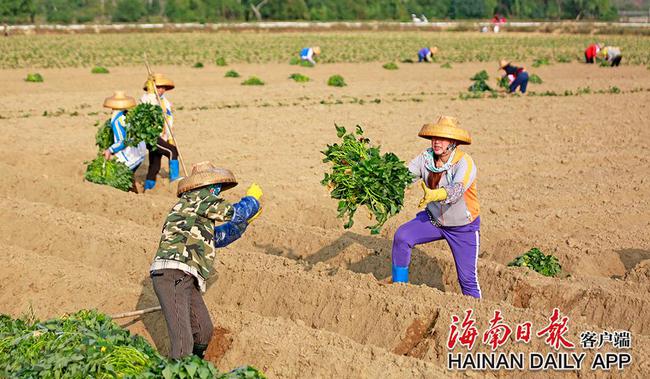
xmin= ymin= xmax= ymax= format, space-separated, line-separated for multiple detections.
xmin=150 ymin=187 xmax=260 ymax=291
xmin=108 ymin=111 xmax=146 ymax=170
xmin=408 ymin=149 xmax=480 ymax=227
xmin=300 ymin=47 xmax=316 ymax=64
xmin=140 ymin=93 xmax=174 ymax=141
xmin=585 ymin=44 xmax=600 ymax=59
xmin=601 ymin=46 xmax=621 ymax=62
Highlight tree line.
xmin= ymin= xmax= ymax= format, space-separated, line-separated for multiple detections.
xmin=0 ymin=0 xmax=621 ymax=24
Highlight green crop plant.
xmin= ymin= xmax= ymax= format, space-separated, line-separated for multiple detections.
xmin=532 ymin=57 xmax=551 ymax=67
xmin=95 ymin=119 xmax=113 ymax=151
xmin=289 ymin=56 xmax=301 ymax=65
xmin=215 ymin=57 xmax=227 ymax=66
xmin=84 ymin=156 xmax=134 ymax=192
xmin=125 ymin=103 xmax=164 ymax=149
xmin=91 ymin=66 xmax=109 ymax=74
xmin=327 ymin=75 xmax=347 ymax=87
xmin=508 ymin=247 xmax=562 ymax=277
xmin=25 ymin=73 xmax=43 ymax=82
xmin=241 ymin=76 xmax=265 ymax=85
xmin=440 ymin=62 xmax=452 ymax=69
xmin=321 ymin=125 xmax=413 ymax=234
xmin=0 ymin=309 xmax=266 ymax=378
xmin=225 ymin=70 xmax=240 ymax=78
xmin=529 ymin=74 xmax=543 ymax=84
xmin=193 ymin=62 xmax=204 ymax=68
xmin=299 ymin=60 xmax=314 ymax=67
xmin=382 ymin=62 xmax=398 ymax=70
xmin=289 ymin=73 xmax=310 ymax=82
xmin=468 ymin=70 xmax=492 ymax=92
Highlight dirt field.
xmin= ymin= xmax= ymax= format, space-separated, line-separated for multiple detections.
xmin=1 ymin=61 xmax=649 ymax=377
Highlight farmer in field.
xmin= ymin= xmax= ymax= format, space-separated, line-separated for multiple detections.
xmin=417 ymin=46 xmax=438 ymax=62
xmin=499 ymin=59 xmax=529 ymax=94
xmin=102 ymin=91 xmax=147 ymax=172
xmin=600 ymin=46 xmax=622 ymax=67
xmin=150 ymin=161 xmax=263 ymax=359
xmin=140 ymin=73 xmax=180 ymax=191
xmin=300 ymin=46 xmax=321 ymax=65
xmin=391 ymin=116 xmax=481 ymax=299
xmin=584 ymin=43 xmax=602 ymax=64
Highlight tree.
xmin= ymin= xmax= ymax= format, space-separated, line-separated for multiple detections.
xmin=112 ymin=0 xmax=146 ymax=22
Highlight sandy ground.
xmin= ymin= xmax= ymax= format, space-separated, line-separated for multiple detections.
xmin=1 ymin=61 xmax=649 ymax=378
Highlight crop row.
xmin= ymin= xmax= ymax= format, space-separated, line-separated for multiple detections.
xmin=1 ymin=31 xmax=650 ymax=68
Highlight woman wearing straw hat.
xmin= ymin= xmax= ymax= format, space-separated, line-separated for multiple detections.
xmin=140 ymin=73 xmax=180 ymax=191
xmin=102 ymin=91 xmax=147 ymax=172
xmin=417 ymin=46 xmax=438 ymax=62
xmin=498 ymin=59 xmax=529 ymax=94
xmin=300 ymin=46 xmax=321 ymax=65
xmin=150 ymin=161 xmax=263 ymax=359
xmin=599 ymin=46 xmax=622 ymax=67
xmin=391 ymin=116 xmax=481 ymax=299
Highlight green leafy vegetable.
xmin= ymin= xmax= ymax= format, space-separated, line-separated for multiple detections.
xmin=532 ymin=57 xmax=551 ymax=67
xmin=289 ymin=73 xmax=310 ymax=82
xmin=193 ymin=62 xmax=204 ymax=68
xmin=95 ymin=119 xmax=113 ymax=151
xmin=382 ymin=62 xmax=398 ymax=70
xmin=529 ymin=73 xmax=543 ymax=84
xmin=468 ymin=70 xmax=492 ymax=92
xmin=241 ymin=76 xmax=265 ymax=85
xmin=216 ymin=57 xmax=227 ymax=66
xmin=321 ymin=125 xmax=414 ymax=234
xmin=440 ymin=62 xmax=452 ymax=69
xmin=84 ymin=156 xmax=134 ymax=192
xmin=225 ymin=70 xmax=240 ymax=78
xmin=496 ymin=76 xmax=510 ymax=89
xmin=289 ymin=56 xmax=300 ymax=65
xmin=299 ymin=59 xmax=314 ymax=67
xmin=125 ymin=103 xmax=164 ymax=148
xmin=25 ymin=73 xmax=43 ymax=82
xmin=508 ymin=247 xmax=562 ymax=277
xmin=327 ymin=74 xmax=346 ymax=87
xmin=91 ymin=66 xmax=109 ymax=74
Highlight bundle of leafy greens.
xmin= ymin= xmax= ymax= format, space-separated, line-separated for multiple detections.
xmin=508 ymin=247 xmax=562 ymax=277
xmin=125 ymin=103 xmax=164 ymax=149
xmin=95 ymin=119 xmax=113 ymax=151
xmin=0 ymin=309 xmax=266 ymax=379
xmin=321 ymin=125 xmax=414 ymax=234
xmin=84 ymin=156 xmax=134 ymax=192
xmin=468 ymin=70 xmax=492 ymax=92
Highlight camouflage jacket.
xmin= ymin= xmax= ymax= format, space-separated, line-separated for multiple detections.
xmin=150 ymin=187 xmax=234 ymax=291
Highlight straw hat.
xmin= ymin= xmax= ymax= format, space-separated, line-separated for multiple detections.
xmin=429 ymin=46 xmax=438 ymax=54
xmin=418 ymin=116 xmax=472 ymax=145
xmin=176 ymin=161 xmax=238 ymax=197
xmin=498 ymin=59 xmax=510 ymax=70
xmin=312 ymin=46 xmax=321 ymax=55
xmin=103 ymin=91 xmax=136 ymax=110
xmin=142 ymin=73 xmax=175 ymax=91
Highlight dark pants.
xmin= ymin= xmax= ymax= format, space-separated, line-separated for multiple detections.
xmin=509 ymin=72 xmax=529 ymax=94
xmin=585 ymin=53 xmax=594 ymax=64
xmin=611 ymin=56 xmax=622 ymax=67
xmin=147 ymin=137 xmax=179 ymax=181
xmin=151 ymin=269 xmax=213 ymax=359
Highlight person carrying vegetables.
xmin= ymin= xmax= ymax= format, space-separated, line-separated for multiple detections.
xmin=417 ymin=46 xmax=438 ymax=62
xmin=300 ymin=46 xmax=321 ymax=65
xmin=140 ymin=73 xmax=180 ymax=191
xmin=102 ymin=91 xmax=147 ymax=172
xmin=498 ymin=59 xmax=529 ymax=94
xmin=150 ymin=161 xmax=263 ymax=359
xmin=391 ymin=116 xmax=481 ymax=299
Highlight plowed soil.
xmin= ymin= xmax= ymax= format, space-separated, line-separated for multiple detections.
xmin=1 ymin=61 xmax=649 ymax=378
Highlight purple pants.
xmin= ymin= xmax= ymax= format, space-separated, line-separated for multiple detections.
xmin=392 ymin=211 xmax=482 ymax=298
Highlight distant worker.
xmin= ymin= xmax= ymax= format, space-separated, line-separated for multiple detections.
xmin=300 ymin=46 xmax=321 ymax=65
xmin=491 ymin=14 xmax=506 ymax=33
xmin=391 ymin=116 xmax=481 ymax=299
xmin=600 ymin=46 xmax=622 ymax=67
xmin=150 ymin=161 xmax=263 ymax=359
xmin=417 ymin=46 xmax=438 ymax=63
xmin=140 ymin=73 xmax=180 ymax=191
xmin=584 ymin=43 xmax=602 ymax=64
xmin=498 ymin=59 xmax=529 ymax=94
xmin=102 ymin=91 xmax=146 ymax=173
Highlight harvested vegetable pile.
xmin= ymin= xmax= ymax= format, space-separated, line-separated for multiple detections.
xmin=95 ymin=119 xmax=113 ymax=151
xmin=289 ymin=73 xmax=310 ymax=82
xmin=327 ymin=75 xmax=346 ymax=87
xmin=125 ymin=103 xmax=164 ymax=149
xmin=321 ymin=125 xmax=413 ymax=234
xmin=508 ymin=247 xmax=562 ymax=277
xmin=0 ymin=309 xmax=266 ymax=379
xmin=25 ymin=73 xmax=43 ymax=82
xmin=85 ymin=155 xmax=134 ymax=192
xmin=382 ymin=62 xmax=398 ymax=70
xmin=468 ymin=70 xmax=492 ymax=92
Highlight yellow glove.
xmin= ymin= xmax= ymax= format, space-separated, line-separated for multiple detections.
xmin=246 ymin=183 xmax=263 ymax=201
xmin=418 ymin=181 xmax=447 ymax=207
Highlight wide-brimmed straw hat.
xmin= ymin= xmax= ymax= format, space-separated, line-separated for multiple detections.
xmin=176 ymin=161 xmax=238 ymax=197
xmin=498 ymin=59 xmax=510 ymax=70
xmin=103 ymin=91 xmax=136 ymax=110
xmin=312 ymin=46 xmax=321 ymax=55
xmin=418 ymin=116 xmax=472 ymax=145
xmin=429 ymin=46 xmax=438 ymax=54
xmin=142 ymin=73 xmax=175 ymax=91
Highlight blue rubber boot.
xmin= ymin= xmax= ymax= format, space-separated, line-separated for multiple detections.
xmin=144 ymin=180 xmax=156 ymax=190
xmin=392 ymin=265 xmax=409 ymax=283
xmin=169 ymin=160 xmax=180 ymax=182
